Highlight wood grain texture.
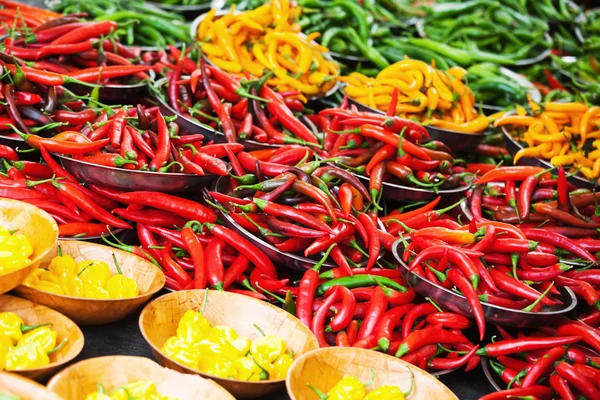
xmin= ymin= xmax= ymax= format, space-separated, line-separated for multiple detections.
xmin=286 ymin=347 xmax=459 ymax=400
xmin=139 ymin=289 xmax=319 ymax=399
xmin=14 ymin=240 xmax=165 ymax=325
xmin=0 ymin=371 xmax=64 ymax=400
xmin=0 ymin=295 xmax=83 ymax=382
xmin=46 ymin=355 xmax=234 ymax=400
xmin=0 ymin=198 xmax=58 ymax=295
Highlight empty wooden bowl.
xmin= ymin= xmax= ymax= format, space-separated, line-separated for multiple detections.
xmin=0 ymin=198 xmax=58 ymax=295
xmin=14 ymin=240 xmax=165 ymax=325
xmin=139 ymin=290 xmax=319 ymax=399
xmin=286 ymin=347 xmax=459 ymax=400
xmin=0 ymin=371 xmax=64 ymax=400
xmin=0 ymin=295 xmax=84 ymax=382
xmin=46 ymin=355 xmax=234 ymax=400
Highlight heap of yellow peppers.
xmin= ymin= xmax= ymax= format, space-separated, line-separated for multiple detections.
xmin=496 ymin=101 xmax=600 ymax=183
xmin=84 ymin=380 xmax=176 ymax=400
xmin=0 ymin=311 xmax=63 ymax=370
xmin=0 ymin=226 xmax=33 ymax=275
xmin=309 ymin=375 xmax=407 ymax=400
xmin=340 ymin=59 xmax=490 ymax=134
xmin=161 ymin=310 xmax=293 ymax=381
xmin=22 ymin=249 xmax=139 ymax=299
xmin=196 ymin=0 xmax=339 ymax=97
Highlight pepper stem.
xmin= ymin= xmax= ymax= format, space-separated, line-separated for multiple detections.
xmin=306 ymin=383 xmax=328 ymax=400
xmin=312 ymin=243 xmax=337 ymax=272
xmin=21 ymin=322 xmax=51 ymax=333
xmin=253 ymin=323 xmax=266 ymax=337
xmin=522 ymin=282 xmax=554 ymax=312
xmin=47 ymin=338 xmax=68 ymax=355
xmin=110 ymin=253 xmax=123 ymax=275
xmin=402 ymin=365 xmax=415 ymax=398
xmin=425 ymin=296 xmax=443 ymax=312
xmin=255 ymin=283 xmax=286 ymax=304
xmin=200 ymin=289 xmax=209 ymax=315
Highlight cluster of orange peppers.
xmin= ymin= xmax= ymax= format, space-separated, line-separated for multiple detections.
xmin=340 ymin=59 xmax=490 ymax=134
xmin=195 ymin=0 xmax=339 ymax=97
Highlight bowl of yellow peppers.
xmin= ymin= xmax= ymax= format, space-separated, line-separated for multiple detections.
xmin=0 ymin=371 xmax=63 ymax=400
xmin=0 ymin=199 xmax=59 ymax=295
xmin=286 ymin=347 xmax=458 ymax=400
xmin=47 ymin=355 xmax=235 ymax=400
xmin=0 ymin=294 xmax=84 ymax=382
xmin=14 ymin=240 xmax=166 ymax=326
xmin=139 ymin=290 xmax=319 ymax=399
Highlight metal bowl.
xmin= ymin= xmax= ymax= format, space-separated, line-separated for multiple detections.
xmin=65 ymin=69 xmax=155 ymax=104
xmin=391 ymin=239 xmax=577 ymax=328
xmin=345 ymin=92 xmax=490 ymax=152
xmin=153 ymin=78 xmax=280 ymax=151
xmin=336 ymin=164 xmax=470 ymax=203
xmin=501 ymin=125 xmax=594 ymax=189
xmin=56 ymin=154 xmax=217 ymax=193
xmin=212 ymin=176 xmax=384 ymax=271
xmin=189 ymin=10 xmax=340 ymax=100
xmin=481 ymin=357 xmax=504 ymax=392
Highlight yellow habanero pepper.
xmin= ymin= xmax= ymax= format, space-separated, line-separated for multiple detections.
xmin=84 ymin=394 xmax=111 ymax=400
xmin=326 ymin=375 xmax=366 ymax=400
xmin=197 ymin=356 xmax=237 ymax=378
xmin=0 ymin=333 xmax=13 ymax=367
xmin=175 ymin=310 xmax=211 ymax=343
xmin=28 ymin=280 xmax=64 ymax=295
xmin=77 ymin=260 xmax=111 ymax=287
xmin=17 ymin=326 xmax=56 ymax=354
xmin=55 ymin=270 xmax=84 ymax=297
xmin=0 ymin=229 xmax=33 ymax=274
xmin=4 ymin=341 xmax=50 ymax=370
xmin=270 ymin=353 xmax=293 ymax=380
xmin=105 ymin=274 xmax=138 ymax=299
xmin=47 ymin=248 xmax=77 ymax=275
xmin=83 ymin=284 xmax=110 ymax=299
xmin=209 ymin=325 xmax=251 ymax=355
xmin=161 ymin=336 xmax=202 ymax=369
xmin=250 ymin=335 xmax=286 ymax=365
xmin=0 ymin=312 xmax=26 ymax=344
xmin=197 ymin=337 xmax=242 ymax=361
xmin=364 ymin=386 xmax=404 ymax=400
xmin=233 ymin=356 xmax=262 ymax=381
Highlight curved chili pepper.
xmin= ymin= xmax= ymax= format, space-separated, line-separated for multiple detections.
xmin=304 ymin=223 xmax=354 ymax=257
xmin=557 ymin=324 xmax=600 ymax=355
xmin=58 ymin=222 xmax=110 ymax=237
xmin=76 ymin=154 xmax=137 ymax=168
xmin=39 ymin=145 xmax=77 ymax=183
xmin=324 ymin=285 xmax=355 ymax=332
xmin=357 ymin=212 xmax=379 ymax=271
xmin=180 ymin=224 xmax=206 ymax=290
xmin=488 ymin=268 xmax=555 ymax=306
xmin=447 ymin=268 xmax=485 ymax=341
xmin=357 ymin=286 xmax=388 ymax=341
xmin=521 ymin=346 xmax=566 ymax=388
xmin=117 ymin=191 xmax=216 ymax=223
xmin=428 ymin=345 xmax=479 ymax=370
xmin=425 ymin=313 xmax=471 ymax=330
xmin=375 ymin=304 xmax=414 ymax=342
xmin=401 ymin=303 xmax=437 ymax=340
xmin=160 ymin=243 xmax=192 ymax=287
xmin=522 ymin=228 xmax=597 ymax=264
xmin=112 ymin=208 xmax=186 ymax=228
xmin=253 ymin=198 xmax=332 ymax=234
xmin=337 ymin=183 xmax=353 ymax=217
xmin=556 ymin=361 xmax=600 ymax=399
xmin=291 ymin=179 xmax=337 ymax=223
xmin=395 ymin=327 xmax=466 ymax=358
xmin=409 ymin=246 xmax=480 ymax=290
xmin=477 ymin=166 xmax=547 ymax=185
xmin=549 ymin=374 xmax=575 ymax=400
xmin=311 ymin=286 xmax=340 ymax=347
xmin=476 ymin=336 xmax=581 ymax=357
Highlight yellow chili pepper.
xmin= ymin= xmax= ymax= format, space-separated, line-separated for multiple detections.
xmin=270 ymin=353 xmax=293 ymax=380
xmin=233 ymin=356 xmax=262 ymax=381
xmin=17 ymin=326 xmax=56 ymax=354
xmin=77 ymin=260 xmax=111 ymax=287
xmin=429 ymin=115 xmax=490 ymax=134
xmin=326 ymin=375 xmax=366 ymax=400
xmin=0 ymin=229 xmax=33 ymax=274
xmin=550 ymin=154 xmax=575 ymax=166
xmin=545 ymin=102 xmax=588 ymax=113
xmin=364 ymin=386 xmax=404 ymax=400
xmin=4 ymin=341 xmax=50 ymax=370
xmin=0 ymin=333 xmax=12 ymax=367
xmin=197 ymin=9 xmax=217 ymax=41
xmin=213 ymin=19 xmax=238 ymax=62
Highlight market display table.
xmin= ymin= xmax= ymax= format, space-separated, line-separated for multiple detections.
xmin=75 ymin=291 xmax=489 ymax=400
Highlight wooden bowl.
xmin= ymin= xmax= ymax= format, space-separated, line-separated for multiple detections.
xmin=14 ymin=240 xmax=165 ymax=325
xmin=0 ymin=198 xmax=58 ymax=295
xmin=0 ymin=372 xmax=64 ymax=400
xmin=139 ymin=290 xmax=319 ymax=399
xmin=0 ymin=295 xmax=84 ymax=382
xmin=46 ymin=355 xmax=234 ymax=400
xmin=286 ymin=347 xmax=458 ymax=400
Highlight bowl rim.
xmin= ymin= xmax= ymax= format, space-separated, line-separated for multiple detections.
xmin=0 ymin=199 xmax=58 ymax=278
xmin=344 ymin=91 xmax=492 ymax=137
xmin=138 ymin=288 xmax=317 ymax=386
xmin=392 ymin=238 xmax=578 ymax=317
xmin=17 ymin=240 xmax=165 ymax=303
xmin=0 ymin=294 xmax=84 ymax=374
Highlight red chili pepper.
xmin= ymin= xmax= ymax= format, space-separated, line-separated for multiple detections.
xmin=253 ymin=198 xmax=332 ymax=234
xmin=557 ymin=324 xmax=600 ymax=354
xmin=521 ymin=346 xmax=566 ymax=388
xmin=489 ymin=268 xmax=555 ymax=306
xmin=338 ymin=183 xmax=353 ymax=217
xmin=311 ymin=287 xmax=340 ymax=347
xmin=356 ymin=286 xmax=388 ymax=341
xmin=556 ymin=361 xmax=600 ymax=399
xmin=523 ymin=228 xmax=597 ymax=264
xmin=476 ymin=336 xmax=581 ymax=357
xmin=117 ymin=191 xmax=216 ymax=223
xmin=180 ymin=224 xmax=206 ymax=289
xmin=262 ymin=86 xmax=317 ymax=143
xmin=13 ymin=129 xmax=109 ymax=155
xmin=76 ymin=154 xmax=137 ymax=168
xmin=533 ymin=202 xmax=600 ymax=229
xmin=428 ymin=345 xmax=479 ymax=370
xmin=200 ymin=60 xmax=237 ymax=143
xmin=160 ymin=243 xmax=192 ymax=286
xmin=66 ymin=65 xmax=152 ymax=83
xmin=409 ymin=246 xmax=480 ymax=289
xmin=543 ymin=68 xmax=568 ymax=91
xmin=395 ymin=327 xmax=466 ymax=357
xmin=58 ymin=222 xmax=110 ymax=237
xmin=49 ymin=20 xmax=116 ymax=45
xmin=374 ymin=304 xmax=414 ymax=341
xmin=357 ymin=211 xmax=380 ymax=271
xmin=549 ymin=374 xmax=576 ymax=400
xmin=446 ymin=268 xmax=485 ymax=341
xmin=112 ymin=208 xmax=187 ymax=228
xmin=425 ymin=312 xmax=471 ymax=330
xmin=319 ymin=109 xmax=428 ymax=138
xmin=185 ymin=145 xmax=228 ymax=176
xmin=557 ymin=166 xmax=570 ymax=212
xmin=204 ymin=238 xmax=225 ymax=290
xmin=304 ymin=223 xmax=354 ymax=257
xmin=401 ymin=303 xmax=437 ymax=339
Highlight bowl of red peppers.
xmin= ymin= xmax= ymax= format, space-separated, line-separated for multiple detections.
xmin=47 ymin=105 xmax=238 ymax=193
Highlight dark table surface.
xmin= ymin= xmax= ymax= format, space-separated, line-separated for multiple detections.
xmin=74 ymin=290 xmax=492 ymax=400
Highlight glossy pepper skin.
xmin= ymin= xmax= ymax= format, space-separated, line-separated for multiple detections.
xmin=4 ymin=341 xmax=49 ymax=370
xmin=326 ymin=375 xmax=366 ymax=400
xmin=0 ymin=226 xmax=34 ymax=274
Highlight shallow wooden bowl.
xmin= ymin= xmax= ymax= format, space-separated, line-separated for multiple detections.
xmin=0 ymin=295 xmax=84 ymax=382
xmin=286 ymin=347 xmax=458 ymax=400
xmin=0 ymin=371 xmax=64 ymax=400
xmin=0 ymin=198 xmax=58 ymax=295
xmin=139 ymin=290 xmax=319 ymax=399
xmin=46 ymin=355 xmax=234 ymax=400
xmin=14 ymin=240 xmax=165 ymax=325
